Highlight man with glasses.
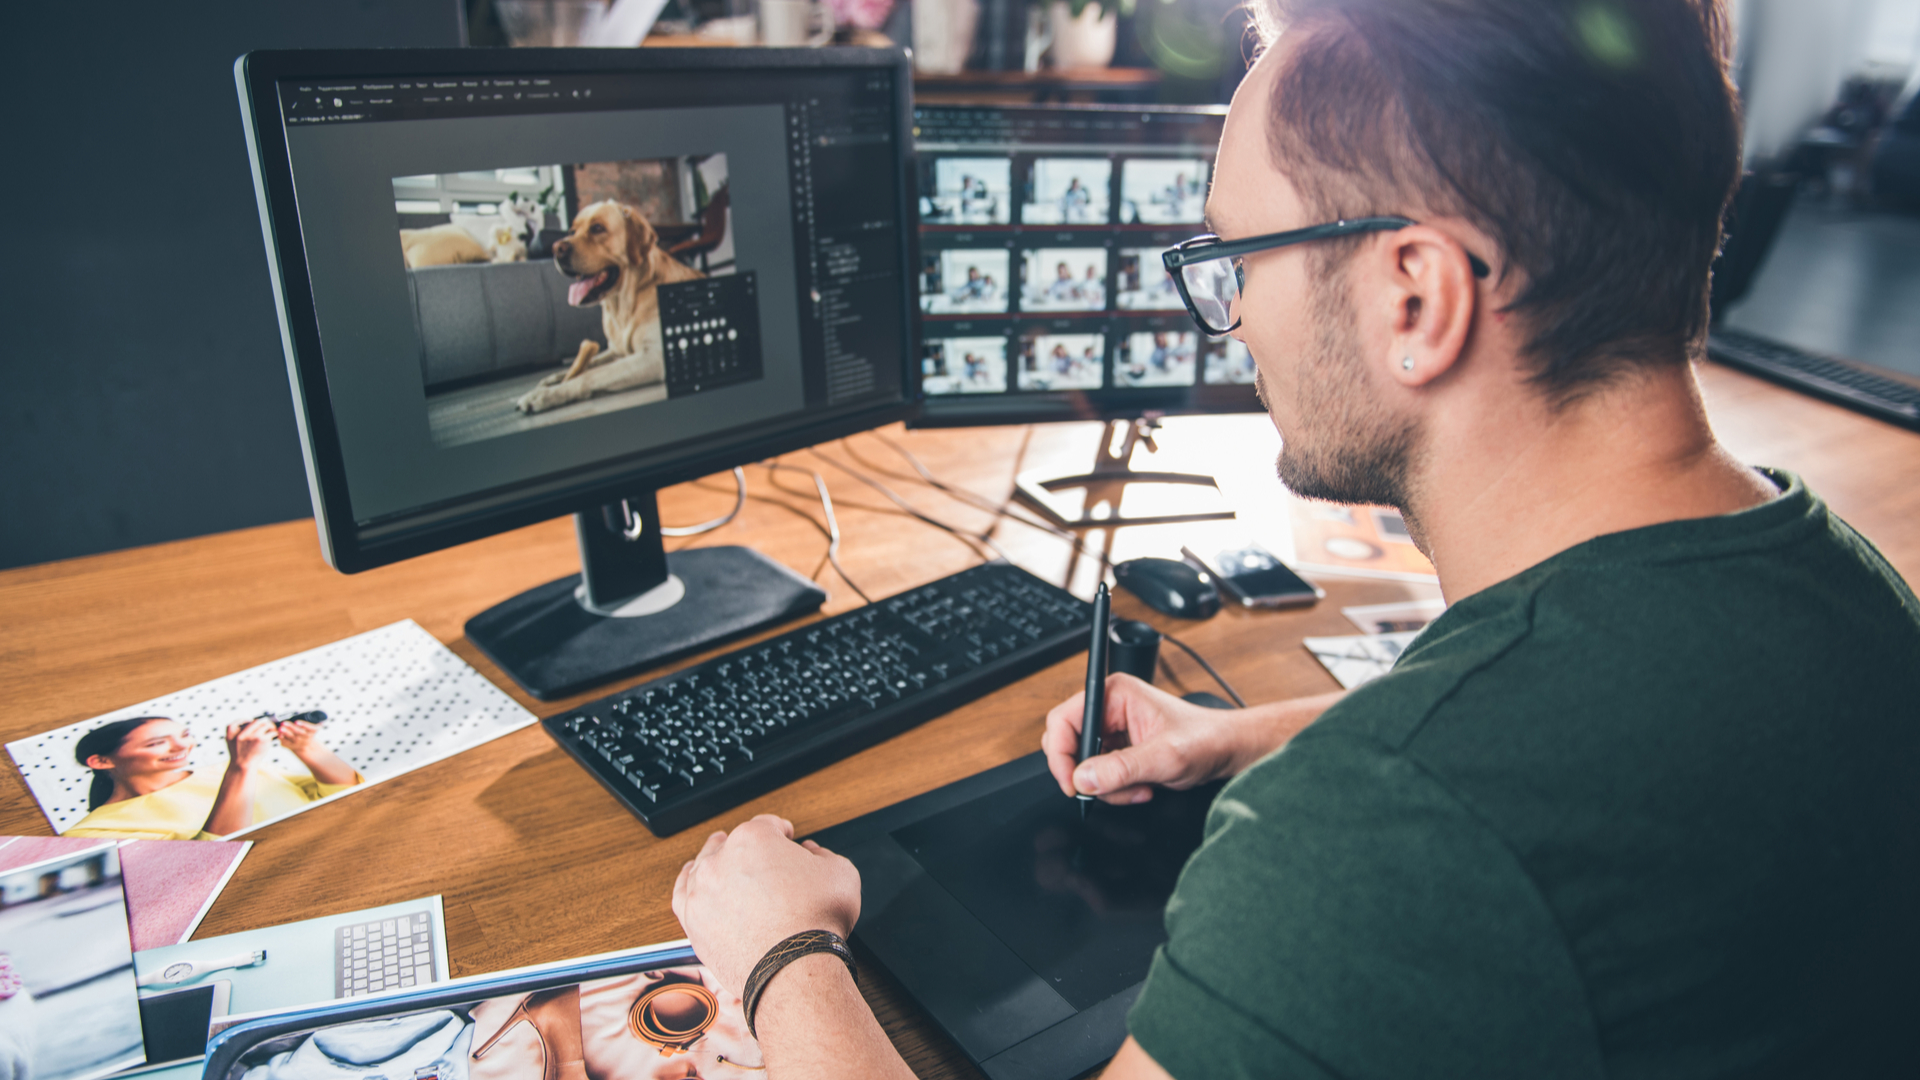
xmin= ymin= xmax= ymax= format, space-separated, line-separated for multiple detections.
xmin=670 ymin=1 xmax=1920 ymax=1077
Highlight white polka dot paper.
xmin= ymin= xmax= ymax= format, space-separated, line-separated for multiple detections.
xmin=6 ymin=620 xmax=536 ymax=836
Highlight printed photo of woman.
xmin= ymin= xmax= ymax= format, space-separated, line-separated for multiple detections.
xmin=67 ymin=715 xmax=363 ymax=840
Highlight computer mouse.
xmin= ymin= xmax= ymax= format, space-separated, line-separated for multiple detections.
xmin=1112 ymin=557 xmax=1221 ymax=620
xmin=1182 ymin=691 xmax=1235 ymax=709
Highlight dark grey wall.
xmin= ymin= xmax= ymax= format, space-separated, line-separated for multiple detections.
xmin=0 ymin=1 xmax=464 ymax=571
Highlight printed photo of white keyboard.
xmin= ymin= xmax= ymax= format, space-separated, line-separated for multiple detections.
xmin=335 ymin=910 xmax=438 ymax=997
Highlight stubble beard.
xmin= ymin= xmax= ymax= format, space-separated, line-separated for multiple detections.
xmin=1269 ymin=260 xmax=1422 ymax=510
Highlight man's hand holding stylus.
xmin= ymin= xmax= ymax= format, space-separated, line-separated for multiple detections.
xmin=1043 ymin=675 xmax=1349 ymax=804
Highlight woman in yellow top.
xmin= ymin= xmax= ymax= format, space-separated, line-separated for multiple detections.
xmin=67 ymin=715 xmax=362 ymax=840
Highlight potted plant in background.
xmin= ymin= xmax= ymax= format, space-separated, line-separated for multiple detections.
xmin=914 ymin=0 xmax=981 ymax=74
xmin=1046 ymin=0 xmax=1132 ymax=69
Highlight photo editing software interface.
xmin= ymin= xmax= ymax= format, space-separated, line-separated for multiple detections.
xmin=271 ymin=67 xmax=904 ymax=532
xmin=912 ymin=105 xmax=1255 ymax=412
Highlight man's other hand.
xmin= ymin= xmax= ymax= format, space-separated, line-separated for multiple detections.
xmin=672 ymin=814 xmax=862 ymax=997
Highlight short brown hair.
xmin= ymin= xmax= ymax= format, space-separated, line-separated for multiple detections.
xmin=1253 ymin=0 xmax=1741 ymax=402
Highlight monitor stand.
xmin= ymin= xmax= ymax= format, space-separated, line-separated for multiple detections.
xmin=465 ymin=492 xmax=826 ymax=701
xmin=1013 ymin=416 xmax=1236 ymax=529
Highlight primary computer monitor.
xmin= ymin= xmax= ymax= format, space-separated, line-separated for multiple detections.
xmin=236 ymin=47 xmax=918 ymax=699
xmin=909 ymin=104 xmax=1260 ymax=527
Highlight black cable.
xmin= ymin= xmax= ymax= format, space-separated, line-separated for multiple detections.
xmin=864 ymin=430 xmax=1028 ymax=522
xmin=762 ymin=460 xmax=898 ymax=517
xmin=1160 ymin=632 xmax=1247 ymax=708
xmin=834 ymin=434 xmax=934 ymax=488
xmin=862 ymin=431 xmax=1116 ymax=572
xmin=810 ymin=447 xmax=1006 ymax=557
xmin=806 ymin=448 xmax=1005 ymax=562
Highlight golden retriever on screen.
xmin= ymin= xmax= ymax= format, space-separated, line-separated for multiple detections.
xmin=400 ymin=223 xmax=490 ymax=268
xmin=515 ymin=200 xmax=704 ymax=414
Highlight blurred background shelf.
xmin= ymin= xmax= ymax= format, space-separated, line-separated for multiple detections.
xmin=913 ymin=66 xmax=1162 ymax=105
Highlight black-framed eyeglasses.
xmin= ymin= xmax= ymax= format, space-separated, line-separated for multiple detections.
xmin=1161 ymin=216 xmax=1491 ymax=336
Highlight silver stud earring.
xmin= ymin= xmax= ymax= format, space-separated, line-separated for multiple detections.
xmin=1401 ymin=356 xmax=1415 ymax=371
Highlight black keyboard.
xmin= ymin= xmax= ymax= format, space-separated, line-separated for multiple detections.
xmin=543 ymin=562 xmax=1093 ymax=835
xmin=1707 ymin=328 xmax=1920 ymax=431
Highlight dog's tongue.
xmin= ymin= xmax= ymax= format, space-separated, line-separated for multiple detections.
xmin=568 ymin=270 xmax=608 ymax=307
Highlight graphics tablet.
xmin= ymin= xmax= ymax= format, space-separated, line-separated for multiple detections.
xmin=811 ymin=752 xmax=1222 ymax=1080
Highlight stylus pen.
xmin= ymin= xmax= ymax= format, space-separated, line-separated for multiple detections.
xmin=1077 ymin=582 xmax=1111 ymax=819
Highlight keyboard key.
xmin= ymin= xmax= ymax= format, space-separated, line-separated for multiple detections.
xmin=643 ymin=776 xmax=692 ymax=803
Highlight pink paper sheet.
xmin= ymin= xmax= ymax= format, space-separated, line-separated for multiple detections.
xmin=0 ymin=835 xmax=250 ymax=950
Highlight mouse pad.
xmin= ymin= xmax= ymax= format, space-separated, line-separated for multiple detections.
xmin=890 ymin=771 xmax=1224 ymax=1011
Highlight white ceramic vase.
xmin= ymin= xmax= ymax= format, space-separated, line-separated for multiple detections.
xmin=1047 ymin=1 xmax=1117 ymax=69
xmin=913 ymin=0 xmax=981 ymax=75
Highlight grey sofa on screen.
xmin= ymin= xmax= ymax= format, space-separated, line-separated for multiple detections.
xmin=406 ymin=259 xmax=606 ymax=390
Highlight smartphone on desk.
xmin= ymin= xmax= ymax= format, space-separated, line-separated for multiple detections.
xmin=1182 ymin=543 xmax=1324 ymax=609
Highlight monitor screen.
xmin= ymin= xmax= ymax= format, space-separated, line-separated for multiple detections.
xmin=239 ymin=49 xmax=916 ymax=571
xmin=908 ymin=104 xmax=1259 ymax=427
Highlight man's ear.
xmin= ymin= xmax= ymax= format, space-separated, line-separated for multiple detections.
xmin=1378 ymin=224 xmax=1478 ymax=387
xmin=622 ymin=204 xmax=657 ymax=265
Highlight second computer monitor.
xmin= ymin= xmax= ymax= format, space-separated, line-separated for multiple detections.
xmin=911 ymin=104 xmax=1259 ymax=427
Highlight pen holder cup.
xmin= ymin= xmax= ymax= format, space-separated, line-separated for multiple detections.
xmin=1108 ymin=619 xmax=1161 ymax=683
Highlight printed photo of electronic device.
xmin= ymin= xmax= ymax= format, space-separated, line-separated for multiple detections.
xmin=136 ymin=981 xmax=232 ymax=1070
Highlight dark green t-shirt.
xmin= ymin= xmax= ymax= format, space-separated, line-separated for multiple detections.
xmin=1129 ymin=471 xmax=1920 ymax=1079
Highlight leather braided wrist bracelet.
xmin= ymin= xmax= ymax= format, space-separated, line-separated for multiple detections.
xmin=740 ymin=929 xmax=857 ymax=1038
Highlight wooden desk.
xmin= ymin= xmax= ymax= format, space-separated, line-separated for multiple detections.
xmin=2 ymin=363 xmax=1915 ymax=1079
